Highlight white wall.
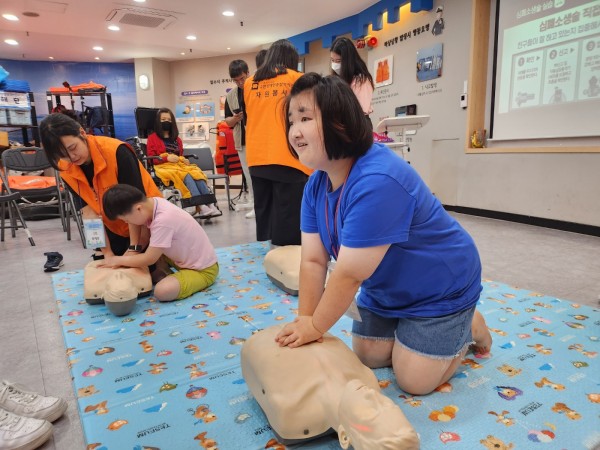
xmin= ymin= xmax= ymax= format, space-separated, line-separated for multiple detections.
xmin=138 ymin=0 xmax=600 ymax=227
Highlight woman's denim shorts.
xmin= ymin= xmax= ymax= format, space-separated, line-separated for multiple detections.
xmin=352 ymin=305 xmax=476 ymax=359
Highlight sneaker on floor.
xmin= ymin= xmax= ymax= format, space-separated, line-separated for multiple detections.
xmin=0 ymin=381 xmax=67 ymax=423
xmin=43 ymin=252 xmax=63 ymax=273
xmin=245 ymin=209 xmax=255 ymax=219
xmin=0 ymin=407 xmax=53 ymax=450
xmin=207 ymin=204 xmax=222 ymax=218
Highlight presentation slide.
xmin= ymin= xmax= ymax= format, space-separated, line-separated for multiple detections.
xmin=493 ymin=0 xmax=600 ymax=140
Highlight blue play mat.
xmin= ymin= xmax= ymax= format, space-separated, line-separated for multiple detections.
xmin=52 ymin=242 xmax=600 ymax=449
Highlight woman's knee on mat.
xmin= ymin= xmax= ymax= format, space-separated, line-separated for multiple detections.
xmin=352 ymin=336 xmax=394 ymax=369
xmin=391 ymin=344 xmax=464 ymax=396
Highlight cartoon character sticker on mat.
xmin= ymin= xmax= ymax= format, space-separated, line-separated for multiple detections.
xmin=488 ymin=410 xmax=515 ymax=426
xmin=480 ymin=435 xmax=514 ymax=450
xmin=159 ymin=382 xmax=177 ymax=393
xmin=439 ymin=431 xmax=460 ymax=444
xmin=186 ymin=385 xmax=207 ymax=399
xmin=495 ymin=386 xmax=523 ymax=400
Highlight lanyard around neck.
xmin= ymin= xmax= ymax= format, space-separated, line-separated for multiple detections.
xmin=324 ymin=162 xmax=354 ymax=260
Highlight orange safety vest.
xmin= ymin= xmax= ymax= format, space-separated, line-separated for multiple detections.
xmin=58 ymin=135 xmax=161 ymax=237
xmin=214 ymin=121 xmax=242 ymax=175
xmin=243 ymin=70 xmax=312 ymax=176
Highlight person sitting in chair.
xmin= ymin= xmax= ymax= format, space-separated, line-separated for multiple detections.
xmin=146 ymin=107 xmax=220 ymax=218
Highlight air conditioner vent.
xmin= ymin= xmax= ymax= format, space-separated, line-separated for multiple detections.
xmin=106 ymin=8 xmax=177 ymax=29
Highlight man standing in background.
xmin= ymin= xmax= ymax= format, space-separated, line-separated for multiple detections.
xmin=224 ymin=59 xmax=254 ymax=218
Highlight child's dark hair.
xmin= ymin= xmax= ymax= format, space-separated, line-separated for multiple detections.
xmin=103 ymin=184 xmax=146 ymax=220
xmin=284 ymin=73 xmax=373 ymax=161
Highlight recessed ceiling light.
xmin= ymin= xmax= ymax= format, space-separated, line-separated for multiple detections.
xmin=222 ymin=11 xmax=234 ymax=17
xmin=108 ymin=25 xmax=120 ymax=31
xmin=180 ymin=52 xmax=185 ymax=55
xmin=93 ymin=46 xmax=103 ymax=51
xmin=227 ymin=47 xmax=231 ymax=50
xmin=133 ymin=0 xmax=146 ymax=2
xmin=94 ymin=57 xmax=100 ymax=60
xmin=4 ymin=39 xmax=18 ymax=45
xmin=186 ymin=35 xmax=196 ymax=41
xmin=2 ymin=13 xmax=19 ymax=21
xmin=48 ymin=56 xmax=54 ymax=59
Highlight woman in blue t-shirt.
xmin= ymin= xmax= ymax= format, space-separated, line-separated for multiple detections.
xmin=275 ymin=73 xmax=491 ymax=396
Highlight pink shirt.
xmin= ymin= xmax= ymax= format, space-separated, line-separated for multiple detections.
xmin=147 ymin=197 xmax=217 ymax=271
xmin=351 ymin=77 xmax=374 ymax=115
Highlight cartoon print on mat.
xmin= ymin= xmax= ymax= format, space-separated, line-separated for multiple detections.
xmin=495 ymin=386 xmax=523 ymax=400
xmin=51 ymin=244 xmax=600 ymax=449
xmin=480 ymin=435 xmax=514 ymax=449
xmin=487 ymin=410 xmax=515 ymax=426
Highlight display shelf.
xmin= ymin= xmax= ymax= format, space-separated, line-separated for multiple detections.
xmin=47 ymin=90 xmax=115 ymax=138
xmin=0 ymin=92 xmax=40 ymax=147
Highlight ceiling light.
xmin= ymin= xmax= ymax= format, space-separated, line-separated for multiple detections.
xmin=4 ymin=39 xmax=18 ymax=45
xmin=108 ymin=25 xmax=120 ymax=31
xmin=94 ymin=57 xmax=100 ymax=60
xmin=2 ymin=13 xmax=19 ymax=21
xmin=186 ymin=35 xmax=196 ymax=41
xmin=133 ymin=0 xmax=146 ymax=2
xmin=180 ymin=52 xmax=185 ymax=55
xmin=48 ymin=56 xmax=54 ymax=59
xmin=227 ymin=47 xmax=231 ymax=50
xmin=222 ymin=11 xmax=234 ymax=17
xmin=93 ymin=46 xmax=103 ymax=51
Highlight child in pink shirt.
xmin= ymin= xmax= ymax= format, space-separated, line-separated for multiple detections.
xmin=100 ymin=184 xmax=218 ymax=301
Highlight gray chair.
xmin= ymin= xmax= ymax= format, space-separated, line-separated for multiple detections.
xmin=1 ymin=147 xmax=84 ymax=245
xmin=0 ymin=170 xmax=35 ymax=245
xmin=185 ymin=145 xmax=233 ymax=210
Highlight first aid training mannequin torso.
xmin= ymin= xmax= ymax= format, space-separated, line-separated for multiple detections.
xmin=241 ymin=325 xmax=420 ymax=449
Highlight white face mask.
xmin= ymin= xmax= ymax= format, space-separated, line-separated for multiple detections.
xmin=331 ymin=62 xmax=342 ymax=74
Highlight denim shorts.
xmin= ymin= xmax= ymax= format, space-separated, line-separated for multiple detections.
xmin=352 ymin=305 xmax=476 ymax=359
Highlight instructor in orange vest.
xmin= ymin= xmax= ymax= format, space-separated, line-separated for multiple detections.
xmin=40 ymin=113 xmax=162 ymax=258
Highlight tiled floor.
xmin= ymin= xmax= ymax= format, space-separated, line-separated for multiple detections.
xmin=1 ymin=191 xmax=598 ymax=450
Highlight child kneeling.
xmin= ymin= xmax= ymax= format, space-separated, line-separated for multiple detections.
xmin=100 ymin=184 xmax=219 ymax=301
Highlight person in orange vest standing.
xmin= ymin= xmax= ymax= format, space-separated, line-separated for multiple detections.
xmin=40 ymin=113 xmax=162 ymax=259
xmin=244 ymin=39 xmax=312 ymax=246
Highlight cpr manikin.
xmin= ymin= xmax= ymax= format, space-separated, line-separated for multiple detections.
xmin=241 ymin=325 xmax=420 ymax=449
xmin=83 ymin=260 xmax=152 ymax=304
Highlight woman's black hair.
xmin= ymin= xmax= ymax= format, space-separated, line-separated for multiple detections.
xmin=330 ymin=36 xmax=374 ymax=89
xmin=254 ymin=39 xmax=299 ymax=82
xmin=39 ymin=113 xmax=84 ymax=170
xmin=102 ymin=184 xmax=146 ymax=221
xmin=154 ymin=107 xmax=179 ymax=140
xmin=284 ymin=73 xmax=373 ymax=161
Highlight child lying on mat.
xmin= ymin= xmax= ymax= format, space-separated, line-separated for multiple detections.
xmin=98 ymin=184 xmax=219 ymax=301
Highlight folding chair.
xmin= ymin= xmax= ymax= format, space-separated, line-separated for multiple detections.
xmin=0 ymin=171 xmax=35 ymax=246
xmin=185 ymin=145 xmax=234 ymax=210
xmin=1 ymin=147 xmax=84 ymax=244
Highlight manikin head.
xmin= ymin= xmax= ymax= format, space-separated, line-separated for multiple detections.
xmin=337 ymin=379 xmax=420 ymax=450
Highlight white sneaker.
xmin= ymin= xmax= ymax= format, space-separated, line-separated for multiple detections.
xmin=0 ymin=407 xmax=53 ymax=450
xmin=207 ymin=204 xmax=222 ymax=217
xmin=0 ymin=381 xmax=67 ymax=423
xmin=245 ymin=209 xmax=255 ymax=219
xmin=184 ymin=206 xmax=196 ymax=215
xmin=197 ymin=204 xmax=213 ymax=217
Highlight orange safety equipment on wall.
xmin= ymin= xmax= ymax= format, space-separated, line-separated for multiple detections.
xmin=214 ymin=121 xmax=242 ymax=175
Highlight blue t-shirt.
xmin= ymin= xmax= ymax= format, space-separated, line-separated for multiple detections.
xmin=301 ymin=143 xmax=482 ymax=318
